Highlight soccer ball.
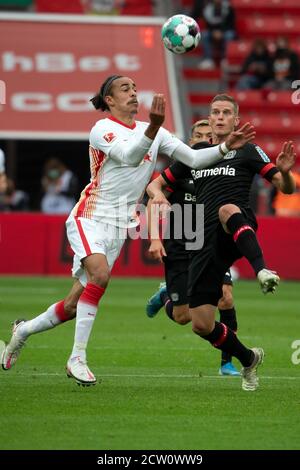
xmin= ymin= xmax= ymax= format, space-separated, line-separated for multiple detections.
xmin=161 ymin=14 xmax=201 ymax=54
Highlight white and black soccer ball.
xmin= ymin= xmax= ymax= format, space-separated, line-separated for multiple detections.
xmin=161 ymin=14 xmax=201 ymax=54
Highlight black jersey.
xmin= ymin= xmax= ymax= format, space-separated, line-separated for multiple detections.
xmin=163 ymin=143 xmax=279 ymax=227
xmin=161 ymin=167 xmax=196 ymax=260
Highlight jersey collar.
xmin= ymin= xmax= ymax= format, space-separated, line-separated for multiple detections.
xmin=108 ymin=115 xmax=136 ymax=130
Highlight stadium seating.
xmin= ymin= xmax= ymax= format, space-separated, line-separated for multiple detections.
xmin=236 ymin=16 xmax=300 ymax=39
xmin=226 ymin=39 xmax=300 ymax=67
xmin=240 ymin=113 xmax=300 ymax=136
xmin=121 ymin=0 xmax=153 ymax=16
xmin=35 ymin=0 xmax=153 ymax=15
xmin=255 ymin=136 xmax=300 ymax=161
xmin=231 ymin=0 xmax=300 ymax=15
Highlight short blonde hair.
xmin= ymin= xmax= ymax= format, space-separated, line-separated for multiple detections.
xmin=190 ymin=119 xmax=210 ymax=135
xmin=210 ymin=94 xmax=239 ymax=115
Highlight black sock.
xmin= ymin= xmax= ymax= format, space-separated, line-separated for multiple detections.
xmin=161 ymin=291 xmax=175 ymax=322
xmin=219 ymin=308 xmax=238 ymax=365
xmin=200 ymin=321 xmax=254 ymax=367
xmin=226 ymin=213 xmax=265 ymax=275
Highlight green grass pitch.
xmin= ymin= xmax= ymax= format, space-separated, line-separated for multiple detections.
xmin=0 ymin=276 xmax=299 ymax=450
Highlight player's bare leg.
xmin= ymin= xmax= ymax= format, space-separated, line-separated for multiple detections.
xmin=1 ymin=280 xmax=83 ymax=370
xmin=66 ymin=254 xmax=108 ymax=386
xmin=219 ymin=204 xmax=280 ymax=294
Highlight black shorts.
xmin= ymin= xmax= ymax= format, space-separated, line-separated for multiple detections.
xmin=189 ymin=208 xmax=257 ymax=308
xmin=164 ymin=257 xmax=189 ymax=306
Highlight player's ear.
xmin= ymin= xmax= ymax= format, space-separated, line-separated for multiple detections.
xmin=105 ymin=95 xmax=113 ymax=107
xmin=234 ymin=116 xmax=240 ymax=128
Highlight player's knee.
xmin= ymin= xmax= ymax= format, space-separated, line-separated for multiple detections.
xmin=218 ymin=204 xmax=238 ymax=224
xmin=88 ymin=269 xmax=110 ymax=288
xmin=192 ymin=317 xmax=213 ymax=336
xmin=173 ymin=306 xmax=190 ymax=325
xmin=63 ymin=299 xmax=77 ymax=319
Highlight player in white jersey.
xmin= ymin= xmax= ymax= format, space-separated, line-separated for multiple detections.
xmin=0 ymin=75 xmax=255 ymax=385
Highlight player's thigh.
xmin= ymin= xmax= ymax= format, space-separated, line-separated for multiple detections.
xmin=67 ymin=215 xmax=126 ymax=284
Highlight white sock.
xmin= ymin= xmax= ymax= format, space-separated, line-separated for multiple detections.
xmin=18 ymin=302 xmax=64 ymax=339
xmin=70 ymin=301 xmax=97 ymax=363
xmin=70 ymin=283 xmax=104 ymax=363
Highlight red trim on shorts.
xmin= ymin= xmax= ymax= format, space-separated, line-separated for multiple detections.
xmin=80 ymin=283 xmax=105 ymax=306
xmin=75 ymin=218 xmax=92 ymax=256
xmin=108 ymin=115 xmax=136 ymax=129
xmin=55 ymin=300 xmax=69 ymax=322
xmin=164 ymin=168 xmax=176 ymax=183
xmin=260 ymin=163 xmax=275 ymax=177
xmin=213 ymin=323 xmax=228 ymax=347
xmin=233 ymin=225 xmax=254 ymax=242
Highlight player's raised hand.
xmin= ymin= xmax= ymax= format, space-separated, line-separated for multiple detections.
xmin=149 ymin=94 xmax=166 ymax=128
xmin=225 ymin=123 xmax=256 ymax=150
xmin=145 ymin=94 xmax=166 ymax=140
xmin=276 ymin=141 xmax=296 ymax=173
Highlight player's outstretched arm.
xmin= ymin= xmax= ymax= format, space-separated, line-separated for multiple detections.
xmin=272 ymin=141 xmax=296 ymax=194
xmin=172 ymin=122 xmax=255 ymax=169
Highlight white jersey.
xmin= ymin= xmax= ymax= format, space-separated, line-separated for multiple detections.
xmin=0 ymin=148 xmax=5 ymax=173
xmin=72 ymin=116 xmax=181 ymax=227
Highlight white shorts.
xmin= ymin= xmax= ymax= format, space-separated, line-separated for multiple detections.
xmin=66 ymin=214 xmax=127 ymax=287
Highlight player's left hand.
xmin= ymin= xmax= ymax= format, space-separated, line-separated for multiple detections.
xmin=276 ymin=141 xmax=296 ymax=173
xmin=148 ymin=239 xmax=166 ymax=263
xmin=225 ymin=122 xmax=256 ymax=150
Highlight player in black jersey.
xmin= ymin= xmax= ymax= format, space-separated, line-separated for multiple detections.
xmin=146 ymin=119 xmax=240 ymax=376
xmin=147 ymin=94 xmax=296 ymax=391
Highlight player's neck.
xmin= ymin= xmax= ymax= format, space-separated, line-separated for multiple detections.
xmin=212 ymin=135 xmax=229 ymax=145
xmin=110 ymin=111 xmax=135 ymax=127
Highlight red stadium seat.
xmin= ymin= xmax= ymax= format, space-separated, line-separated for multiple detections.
xmin=229 ymin=91 xmax=299 ymax=111
xmin=36 ymin=0 xmax=84 ymax=13
xmin=226 ymin=40 xmax=300 ymax=67
xmin=241 ymin=113 xmax=300 ymax=135
xmin=231 ymin=0 xmax=300 ymax=15
xmin=255 ymin=137 xmax=300 ymax=161
xmin=121 ymin=0 xmax=153 ymax=15
xmin=188 ymin=91 xmax=299 ymax=111
xmin=237 ymin=15 xmax=300 ymax=39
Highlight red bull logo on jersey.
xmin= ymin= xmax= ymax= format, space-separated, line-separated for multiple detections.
xmin=103 ymin=132 xmax=116 ymax=143
xmin=191 ymin=165 xmax=236 ymax=180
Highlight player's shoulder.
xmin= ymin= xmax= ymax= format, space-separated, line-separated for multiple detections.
xmin=241 ymin=142 xmax=271 ymax=162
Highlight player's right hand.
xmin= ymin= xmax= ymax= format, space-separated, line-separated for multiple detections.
xmin=149 ymin=94 xmax=166 ymax=128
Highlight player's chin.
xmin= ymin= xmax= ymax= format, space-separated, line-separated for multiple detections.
xmin=215 ymin=128 xmax=228 ymax=137
xmin=129 ymin=105 xmax=138 ymax=114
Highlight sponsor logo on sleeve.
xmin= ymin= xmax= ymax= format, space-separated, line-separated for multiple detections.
xmin=103 ymin=132 xmax=117 ymax=143
xmin=255 ymin=145 xmax=270 ymax=163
